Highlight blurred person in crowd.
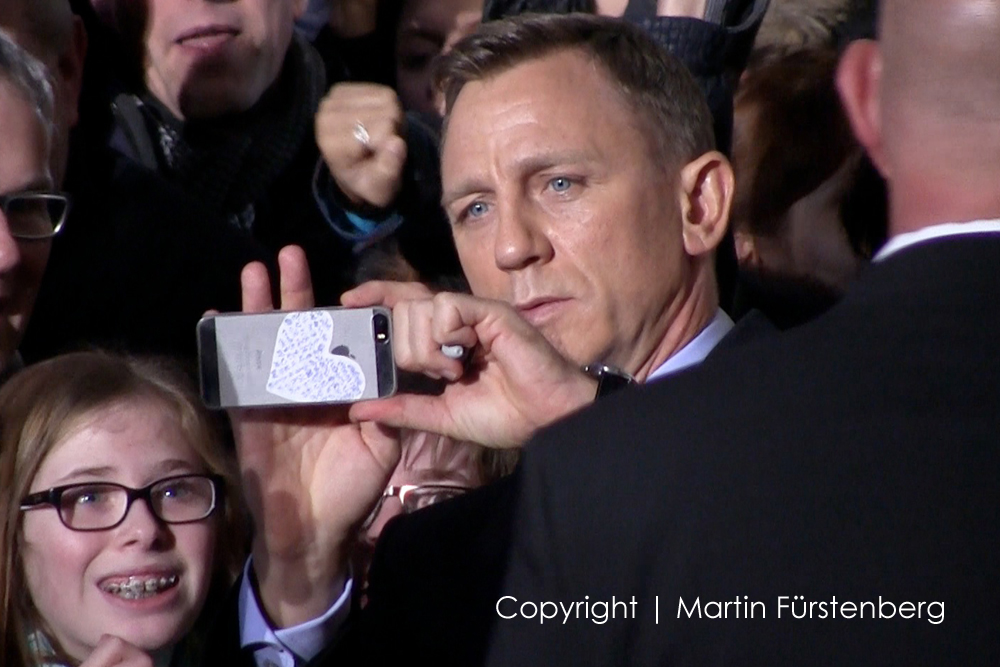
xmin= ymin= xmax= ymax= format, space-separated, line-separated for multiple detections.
xmin=0 ymin=30 xmax=65 ymax=382
xmin=0 ymin=351 xmax=245 ymax=667
xmin=751 ymin=0 xmax=851 ymax=57
xmin=490 ymin=0 xmax=1000 ymax=663
xmin=749 ymin=0 xmax=879 ymax=63
xmin=351 ymin=431 xmax=485 ymax=601
xmin=0 ymin=0 xmax=86 ymax=186
xmin=393 ymin=0 xmax=482 ymax=116
xmin=18 ymin=0 xmax=458 ymax=364
xmin=101 ymin=0 xmax=457 ymax=299
xmin=730 ymin=47 xmax=886 ymax=327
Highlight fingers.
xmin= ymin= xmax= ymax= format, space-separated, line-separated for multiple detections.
xmin=353 ymin=134 xmax=407 ymax=207
xmin=316 ymin=83 xmax=407 ymax=208
xmin=341 ymin=280 xmax=435 ymax=308
xmin=80 ymin=635 xmax=153 ymax=667
xmin=391 ymin=294 xmax=480 ymax=381
xmin=350 ymin=394 xmax=449 ymax=435
xmin=239 ymin=245 xmax=315 ymax=314
xmin=241 ymin=261 xmax=274 ymax=313
xmin=278 ymin=245 xmax=315 ymax=311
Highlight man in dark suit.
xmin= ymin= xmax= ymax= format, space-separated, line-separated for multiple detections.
xmin=487 ymin=0 xmax=1000 ymax=664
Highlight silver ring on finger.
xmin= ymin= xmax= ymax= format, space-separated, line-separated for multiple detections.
xmin=353 ymin=120 xmax=372 ymax=150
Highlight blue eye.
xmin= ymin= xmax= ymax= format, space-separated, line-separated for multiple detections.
xmin=465 ymin=201 xmax=489 ymax=220
xmin=549 ymin=177 xmax=572 ymax=193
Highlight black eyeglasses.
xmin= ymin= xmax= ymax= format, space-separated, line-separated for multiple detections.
xmin=0 ymin=191 xmax=71 ymax=240
xmin=19 ymin=473 xmax=224 ymax=531
xmin=361 ymin=483 xmax=471 ymax=530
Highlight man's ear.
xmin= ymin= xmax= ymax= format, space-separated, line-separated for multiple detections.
xmin=678 ymin=151 xmax=734 ymax=258
xmin=837 ymin=39 xmax=887 ymax=177
xmin=57 ymin=16 xmax=88 ymax=129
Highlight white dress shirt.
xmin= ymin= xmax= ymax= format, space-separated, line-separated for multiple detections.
xmin=874 ymin=218 xmax=1000 ymax=261
xmin=646 ymin=309 xmax=734 ymax=383
xmin=239 ymin=559 xmax=353 ymax=667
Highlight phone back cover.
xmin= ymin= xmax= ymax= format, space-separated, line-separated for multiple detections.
xmin=213 ymin=309 xmax=386 ymax=407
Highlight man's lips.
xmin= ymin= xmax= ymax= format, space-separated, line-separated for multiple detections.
xmin=175 ymin=24 xmax=239 ymax=46
xmin=515 ymin=297 xmax=570 ymax=326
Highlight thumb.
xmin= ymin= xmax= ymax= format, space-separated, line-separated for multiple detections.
xmin=351 ymin=394 xmax=452 ymax=438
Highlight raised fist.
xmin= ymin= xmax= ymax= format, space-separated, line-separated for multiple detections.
xmin=316 ymin=83 xmax=408 ymax=210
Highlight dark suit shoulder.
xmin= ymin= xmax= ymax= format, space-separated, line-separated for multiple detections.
xmin=500 ymin=235 xmax=1000 ymax=666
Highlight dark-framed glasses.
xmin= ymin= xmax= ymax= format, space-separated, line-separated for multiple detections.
xmin=19 ymin=473 xmax=224 ymax=531
xmin=362 ymin=483 xmax=471 ymax=530
xmin=0 ymin=191 xmax=71 ymax=240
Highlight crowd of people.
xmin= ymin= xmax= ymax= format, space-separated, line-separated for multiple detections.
xmin=0 ymin=0 xmax=996 ymax=665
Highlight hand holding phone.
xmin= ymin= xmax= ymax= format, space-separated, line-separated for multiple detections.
xmin=198 ymin=306 xmax=396 ymax=408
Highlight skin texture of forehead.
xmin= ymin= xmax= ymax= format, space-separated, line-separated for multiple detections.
xmin=443 ymin=46 xmax=659 ymax=175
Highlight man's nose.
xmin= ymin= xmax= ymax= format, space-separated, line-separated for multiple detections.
xmin=493 ymin=200 xmax=553 ymax=271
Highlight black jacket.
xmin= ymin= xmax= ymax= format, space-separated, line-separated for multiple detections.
xmin=492 ymin=234 xmax=1000 ymax=666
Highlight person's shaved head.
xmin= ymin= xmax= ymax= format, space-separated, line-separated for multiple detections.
xmin=839 ymin=0 xmax=1000 ymax=233
xmin=881 ymin=0 xmax=1000 ymax=130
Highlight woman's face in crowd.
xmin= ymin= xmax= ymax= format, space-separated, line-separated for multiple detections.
xmin=395 ymin=0 xmax=482 ymax=116
xmin=19 ymin=399 xmax=218 ymax=662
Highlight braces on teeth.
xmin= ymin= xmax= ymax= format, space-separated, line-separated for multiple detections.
xmin=103 ymin=574 xmax=178 ymax=599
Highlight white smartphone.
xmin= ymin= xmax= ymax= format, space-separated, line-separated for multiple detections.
xmin=197 ymin=307 xmax=396 ymax=409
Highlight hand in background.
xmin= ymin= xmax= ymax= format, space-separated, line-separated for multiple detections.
xmin=316 ymin=83 xmax=407 ymax=210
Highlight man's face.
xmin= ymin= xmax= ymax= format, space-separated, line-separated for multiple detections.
xmin=141 ymin=0 xmax=305 ymax=119
xmin=441 ymin=49 xmax=694 ymax=372
xmin=0 ymin=81 xmax=52 ymax=370
xmin=0 ymin=0 xmax=78 ymax=186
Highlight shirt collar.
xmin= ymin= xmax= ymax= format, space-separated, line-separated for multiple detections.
xmin=646 ymin=309 xmax=734 ymax=383
xmin=874 ymin=219 xmax=1000 ymax=262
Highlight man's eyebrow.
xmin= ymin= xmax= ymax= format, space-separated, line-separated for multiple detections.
xmin=442 ymin=177 xmax=491 ymax=209
xmin=442 ymin=149 xmax=596 ymax=208
xmin=511 ymin=150 xmax=595 ymax=177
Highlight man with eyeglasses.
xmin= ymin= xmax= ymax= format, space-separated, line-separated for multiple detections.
xmin=0 ymin=31 xmax=68 ymax=383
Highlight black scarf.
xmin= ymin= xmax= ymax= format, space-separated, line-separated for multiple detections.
xmin=133 ymin=34 xmax=325 ymax=229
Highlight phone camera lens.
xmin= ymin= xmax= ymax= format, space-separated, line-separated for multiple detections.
xmin=373 ymin=313 xmax=390 ymax=343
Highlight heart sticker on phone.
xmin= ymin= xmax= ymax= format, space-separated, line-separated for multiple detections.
xmin=266 ymin=311 xmax=366 ymax=402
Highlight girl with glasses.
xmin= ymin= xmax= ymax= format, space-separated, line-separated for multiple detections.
xmin=0 ymin=351 xmax=245 ymax=667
